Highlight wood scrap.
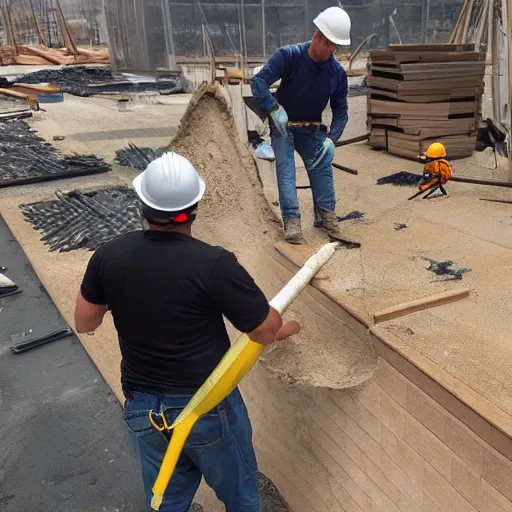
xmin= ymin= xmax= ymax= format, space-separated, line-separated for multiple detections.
xmin=332 ymin=162 xmax=359 ymax=176
xmin=480 ymin=198 xmax=512 ymax=204
xmin=347 ymin=33 xmax=377 ymax=76
xmin=451 ymin=176 xmax=512 ymax=187
xmin=373 ymin=289 xmax=470 ymax=323
xmin=335 ymin=133 xmax=369 ymax=147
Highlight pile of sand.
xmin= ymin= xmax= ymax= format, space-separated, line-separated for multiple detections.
xmin=167 ymin=83 xmax=278 ymax=241
xmin=165 ymin=83 xmax=376 ymax=389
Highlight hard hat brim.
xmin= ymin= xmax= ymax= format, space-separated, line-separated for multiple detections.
xmin=133 ymin=172 xmax=206 ymax=212
xmin=324 ymin=34 xmax=351 ymax=45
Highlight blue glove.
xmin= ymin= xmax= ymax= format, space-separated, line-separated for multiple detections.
xmin=270 ymin=105 xmax=289 ymax=138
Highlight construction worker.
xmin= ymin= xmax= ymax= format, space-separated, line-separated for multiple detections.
xmin=417 ymin=142 xmax=452 ymax=198
xmin=251 ymin=6 xmax=358 ymax=246
xmin=74 ymin=152 xmax=299 ymax=512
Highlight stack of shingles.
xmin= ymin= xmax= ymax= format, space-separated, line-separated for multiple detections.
xmin=367 ymin=43 xmax=486 ymax=160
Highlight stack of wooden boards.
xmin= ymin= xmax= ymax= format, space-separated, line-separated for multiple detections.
xmin=367 ymin=43 xmax=486 ymax=160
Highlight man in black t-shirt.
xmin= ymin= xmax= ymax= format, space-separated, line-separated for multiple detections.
xmin=74 ymin=152 xmax=299 ymax=512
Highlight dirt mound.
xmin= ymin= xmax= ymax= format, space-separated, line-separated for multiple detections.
xmin=163 ymin=83 xmax=376 ymax=390
xmin=167 ymin=83 xmax=278 ymax=238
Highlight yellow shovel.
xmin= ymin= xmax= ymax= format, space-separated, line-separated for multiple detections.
xmin=150 ymin=242 xmax=339 ymax=510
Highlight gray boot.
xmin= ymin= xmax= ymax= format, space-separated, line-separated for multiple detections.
xmin=283 ymin=218 xmax=303 ymax=244
xmin=316 ymin=209 xmax=360 ymax=248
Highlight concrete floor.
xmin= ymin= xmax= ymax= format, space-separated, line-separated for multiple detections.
xmin=0 ymin=218 xmax=146 ymax=511
xmin=31 ymin=93 xmax=191 ymax=163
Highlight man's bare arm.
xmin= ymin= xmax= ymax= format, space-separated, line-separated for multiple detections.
xmin=247 ymin=307 xmax=300 ymax=346
xmin=74 ymin=291 xmax=108 ymax=333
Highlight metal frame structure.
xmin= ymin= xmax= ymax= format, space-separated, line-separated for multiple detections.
xmin=103 ymin=0 xmax=464 ymax=71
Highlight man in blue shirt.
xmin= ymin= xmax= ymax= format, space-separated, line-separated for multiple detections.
xmin=251 ymin=7 xmax=359 ymax=247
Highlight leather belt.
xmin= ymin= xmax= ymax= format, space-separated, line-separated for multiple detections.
xmin=287 ymin=121 xmax=322 ymax=126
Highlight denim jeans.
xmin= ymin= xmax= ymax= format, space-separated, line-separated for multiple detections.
xmin=271 ymin=125 xmax=336 ymax=223
xmin=124 ymin=387 xmax=260 ymax=512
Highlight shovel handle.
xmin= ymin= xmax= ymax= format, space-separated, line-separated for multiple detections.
xmin=151 ymin=416 xmax=198 ymax=510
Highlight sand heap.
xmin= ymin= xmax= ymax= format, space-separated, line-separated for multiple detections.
xmin=166 ymin=83 xmax=278 ymax=241
xmin=165 ymin=82 xmax=376 ymax=389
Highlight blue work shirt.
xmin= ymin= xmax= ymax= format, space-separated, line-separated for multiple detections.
xmin=251 ymin=42 xmax=348 ymax=142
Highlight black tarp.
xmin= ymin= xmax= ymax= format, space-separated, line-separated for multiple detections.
xmin=0 ymin=120 xmax=111 ymax=188
xmin=13 ymin=66 xmax=186 ymax=97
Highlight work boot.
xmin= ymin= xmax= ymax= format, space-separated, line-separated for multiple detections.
xmin=283 ymin=218 xmax=303 ymax=244
xmin=316 ymin=209 xmax=361 ymax=248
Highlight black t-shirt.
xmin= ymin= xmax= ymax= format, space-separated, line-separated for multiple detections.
xmin=80 ymin=230 xmax=270 ymax=396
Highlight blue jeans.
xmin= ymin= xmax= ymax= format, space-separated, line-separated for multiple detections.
xmin=271 ymin=125 xmax=336 ymax=223
xmin=124 ymin=387 xmax=260 ymax=512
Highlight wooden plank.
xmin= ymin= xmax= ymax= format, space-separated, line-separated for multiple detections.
xmin=335 ymin=133 xmax=370 ymax=147
xmin=372 ymin=68 xmax=485 ymax=81
xmin=480 ymin=198 xmax=512 ymax=204
xmin=387 ymin=144 xmax=420 ymax=159
xmin=370 ymin=98 xmax=469 ymax=115
xmin=332 ymin=162 xmax=359 ymax=175
xmin=388 ymin=43 xmax=475 ymax=51
xmin=374 ymin=289 xmax=471 ymax=324
xmin=371 ymin=62 xmax=485 ymax=75
xmin=367 ymin=75 xmax=484 ymax=92
xmin=369 ymin=88 xmax=398 ymax=100
xmin=395 ymin=92 xmax=477 ymax=103
xmin=398 ymin=118 xmax=476 ymax=130
xmin=399 ymin=69 xmax=485 ymax=81
xmin=451 ymin=176 xmax=512 ymax=187
xmin=369 ymin=118 xmax=399 ymax=128
xmin=400 ymin=61 xmax=486 ymax=72
xmin=387 ymin=136 xmax=420 ymax=151
xmin=370 ymin=51 xmax=485 ymax=64
xmin=404 ymin=127 xmax=476 ymax=138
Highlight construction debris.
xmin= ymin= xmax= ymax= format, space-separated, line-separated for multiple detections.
xmin=0 ymin=272 xmax=19 ymax=298
xmin=368 ymin=43 xmax=485 ymax=160
xmin=10 ymin=327 xmax=73 ymax=354
xmin=20 ymin=187 xmax=141 ymax=252
xmin=373 ymin=288 xmax=470 ymax=323
xmin=337 ymin=211 xmax=367 ymax=222
xmin=2 ymin=45 xmax=109 ymax=67
xmin=425 ymin=259 xmax=471 ymax=280
xmin=0 ymin=90 xmax=32 ymax=121
xmin=0 ymin=120 xmax=111 ymax=188
xmin=451 ymin=176 xmax=512 ymax=188
xmin=10 ymin=67 xmax=185 ymax=98
xmin=335 ymin=133 xmax=370 ymax=147
xmin=115 ymin=143 xmax=165 ymax=170
xmin=332 ymin=162 xmax=359 ymax=175
xmin=376 ymin=171 xmax=422 ymax=186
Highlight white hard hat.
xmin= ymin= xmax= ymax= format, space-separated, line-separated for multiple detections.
xmin=313 ymin=7 xmax=351 ymax=46
xmin=133 ymin=152 xmax=206 ymax=212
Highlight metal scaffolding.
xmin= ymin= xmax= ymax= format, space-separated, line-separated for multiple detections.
xmin=104 ymin=0 xmax=464 ymax=71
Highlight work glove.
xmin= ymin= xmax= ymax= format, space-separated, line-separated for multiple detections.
xmin=310 ymin=137 xmax=335 ymax=170
xmin=269 ymin=105 xmax=289 ymax=138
